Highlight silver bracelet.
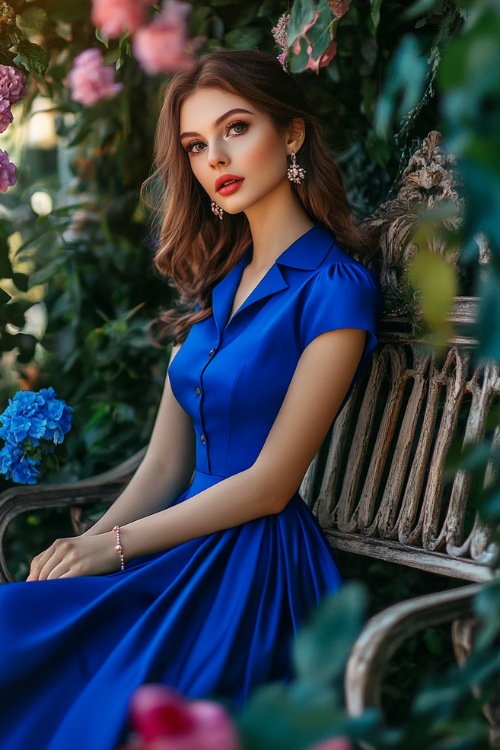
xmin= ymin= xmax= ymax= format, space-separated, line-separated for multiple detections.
xmin=113 ymin=525 xmax=125 ymax=570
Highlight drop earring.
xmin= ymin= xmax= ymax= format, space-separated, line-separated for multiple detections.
xmin=286 ymin=152 xmax=306 ymax=184
xmin=211 ymin=200 xmax=224 ymax=220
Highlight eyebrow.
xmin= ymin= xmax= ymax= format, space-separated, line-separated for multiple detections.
xmin=180 ymin=108 xmax=255 ymax=140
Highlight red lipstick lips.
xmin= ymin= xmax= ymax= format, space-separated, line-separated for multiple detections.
xmin=215 ymin=174 xmax=244 ymax=196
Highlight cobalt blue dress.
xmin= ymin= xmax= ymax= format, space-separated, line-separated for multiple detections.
xmin=0 ymin=225 xmax=383 ymax=750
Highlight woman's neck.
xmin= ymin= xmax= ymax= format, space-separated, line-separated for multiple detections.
xmin=244 ymin=185 xmax=315 ymax=271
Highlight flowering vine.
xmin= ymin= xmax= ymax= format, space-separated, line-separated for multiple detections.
xmin=68 ymin=0 xmax=196 ymax=108
xmin=0 ymin=64 xmax=26 ymax=192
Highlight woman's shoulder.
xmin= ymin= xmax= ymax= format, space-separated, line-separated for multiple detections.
xmin=302 ymin=226 xmax=382 ymax=300
xmin=296 ymin=228 xmax=384 ymax=351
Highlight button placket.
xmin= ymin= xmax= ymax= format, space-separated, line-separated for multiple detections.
xmin=196 ymin=340 xmax=219 ymax=474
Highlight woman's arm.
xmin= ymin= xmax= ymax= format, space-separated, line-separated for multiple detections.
xmin=28 ymin=328 xmax=365 ymax=580
xmin=26 ymin=346 xmax=195 ymax=580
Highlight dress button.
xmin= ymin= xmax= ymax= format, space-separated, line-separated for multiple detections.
xmin=209 ymin=348 xmax=215 ymax=358
xmin=200 ymin=433 xmax=206 ymax=443
xmin=195 ymin=386 xmax=201 ymax=396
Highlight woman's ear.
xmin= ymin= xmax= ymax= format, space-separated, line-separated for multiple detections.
xmin=286 ymin=118 xmax=306 ymax=155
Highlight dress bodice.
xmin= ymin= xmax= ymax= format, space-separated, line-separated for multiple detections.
xmin=168 ymin=225 xmax=383 ymax=478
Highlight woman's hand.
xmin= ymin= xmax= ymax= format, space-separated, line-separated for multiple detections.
xmin=26 ymin=531 xmax=119 ymax=581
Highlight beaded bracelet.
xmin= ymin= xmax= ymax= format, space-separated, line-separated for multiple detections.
xmin=113 ymin=525 xmax=125 ymax=570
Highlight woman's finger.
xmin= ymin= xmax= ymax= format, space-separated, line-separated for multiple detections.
xmin=27 ymin=544 xmax=57 ymax=581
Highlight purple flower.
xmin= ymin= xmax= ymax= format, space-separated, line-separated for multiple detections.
xmin=0 ymin=98 xmax=13 ymax=134
xmin=0 ymin=149 xmax=16 ymax=193
xmin=0 ymin=65 xmax=26 ymax=105
xmin=68 ymin=48 xmax=123 ymax=106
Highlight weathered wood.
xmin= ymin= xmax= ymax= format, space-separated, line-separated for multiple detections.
xmin=345 ymin=584 xmax=481 ymax=717
xmin=301 ymin=335 xmax=499 ymax=578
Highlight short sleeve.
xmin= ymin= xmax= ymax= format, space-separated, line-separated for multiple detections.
xmin=300 ymin=261 xmax=384 ymax=381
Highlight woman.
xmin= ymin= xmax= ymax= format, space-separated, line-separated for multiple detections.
xmin=0 ymin=50 xmax=383 ymax=749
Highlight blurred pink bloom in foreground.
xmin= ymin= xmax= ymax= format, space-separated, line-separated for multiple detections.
xmin=68 ymin=49 xmax=122 ymax=106
xmin=119 ymin=684 xmax=241 ymax=750
xmin=133 ymin=1 xmax=195 ymax=75
xmin=91 ymin=0 xmax=155 ymax=39
xmin=0 ymin=149 xmax=17 ymax=193
xmin=0 ymin=98 xmax=13 ymax=133
xmin=0 ymin=65 xmax=26 ymax=104
xmin=292 ymin=13 xmax=337 ymax=72
xmin=309 ymin=738 xmax=354 ymax=750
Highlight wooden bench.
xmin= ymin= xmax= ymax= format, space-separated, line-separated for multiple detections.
xmin=0 ymin=132 xmax=496 ymax=727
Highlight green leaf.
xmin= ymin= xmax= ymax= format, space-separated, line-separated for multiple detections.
xmin=0 ymin=249 xmax=13 ymax=279
xmin=224 ymin=27 xmax=264 ymax=49
xmin=368 ymin=0 xmax=384 ymax=36
xmin=95 ymin=26 xmax=110 ymax=47
xmin=292 ymin=583 xmax=367 ymax=685
xmin=403 ymin=0 xmax=439 ymax=19
xmin=42 ymin=0 xmax=92 ymax=23
xmin=476 ymin=271 xmax=500 ymax=361
xmin=375 ymin=34 xmax=427 ymax=137
xmin=408 ymin=248 xmax=457 ymax=331
xmin=14 ymin=40 xmax=48 ymax=76
xmin=0 ymin=287 xmax=12 ymax=305
xmin=3 ymin=301 xmax=26 ymax=328
xmin=29 ymin=255 xmax=70 ymax=287
xmin=12 ymin=273 xmax=29 ymax=293
xmin=287 ymin=0 xmax=316 ymax=45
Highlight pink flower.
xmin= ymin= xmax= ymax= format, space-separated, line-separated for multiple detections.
xmin=0 ymin=98 xmax=13 ymax=133
xmin=0 ymin=65 xmax=26 ymax=105
xmin=292 ymin=13 xmax=337 ymax=72
xmin=125 ymin=684 xmax=241 ymax=750
xmin=91 ymin=0 xmax=155 ymax=38
xmin=133 ymin=1 xmax=195 ymax=75
xmin=309 ymin=740 xmax=353 ymax=750
xmin=67 ymin=49 xmax=122 ymax=106
xmin=329 ymin=0 xmax=351 ymax=18
xmin=0 ymin=149 xmax=17 ymax=193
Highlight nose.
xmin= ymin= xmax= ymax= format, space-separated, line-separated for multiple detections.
xmin=207 ymin=140 xmax=229 ymax=169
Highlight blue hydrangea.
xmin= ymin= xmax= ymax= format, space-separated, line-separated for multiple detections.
xmin=0 ymin=443 xmax=40 ymax=485
xmin=0 ymin=387 xmax=72 ymax=484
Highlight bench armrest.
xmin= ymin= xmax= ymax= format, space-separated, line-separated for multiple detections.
xmin=0 ymin=447 xmax=146 ymax=582
xmin=345 ymin=583 xmax=482 ymax=717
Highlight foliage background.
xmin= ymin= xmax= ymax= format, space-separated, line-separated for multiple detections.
xmin=1 ymin=0 xmax=500 ymax=747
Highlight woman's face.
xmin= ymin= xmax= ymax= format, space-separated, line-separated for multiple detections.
xmin=179 ymin=88 xmax=291 ymax=216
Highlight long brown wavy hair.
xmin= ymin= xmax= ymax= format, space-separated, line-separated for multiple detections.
xmin=144 ymin=49 xmax=372 ymax=344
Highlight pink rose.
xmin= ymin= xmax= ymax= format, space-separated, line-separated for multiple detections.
xmin=68 ymin=48 xmax=122 ymax=106
xmin=91 ymin=0 xmax=154 ymax=38
xmin=0 ymin=98 xmax=13 ymax=133
xmin=126 ymin=684 xmax=241 ymax=750
xmin=0 ymin=149 xmax=17 ymax=193
xmin=309 ymin=739 xmax=353 ymax=750
xmin=0 ymin=65 xmax=26 ymax=105
xmin=133 ymin=1 xmax=195 ymax=75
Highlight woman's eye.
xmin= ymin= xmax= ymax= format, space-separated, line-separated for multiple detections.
xmin=185 ymin=141 xmax=205 ymax=154
xmin=226 ymin=121 xmax=248 ymax=136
